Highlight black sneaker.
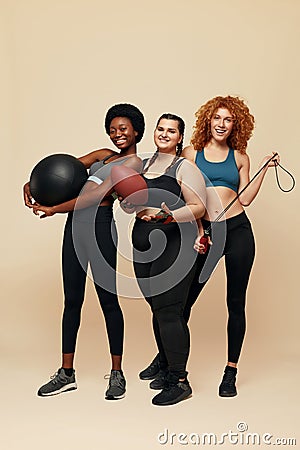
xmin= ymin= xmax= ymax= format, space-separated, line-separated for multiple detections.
xmin=37 ymin=368 xmax=77 ymax=397
xmin=105 ymin=370 xmax=126 ymax=400
xmin=152 ymin=378 xmax=192 ymax=406
xmin=149 ymin=369 xmax=168 ymax=390
xmin=139 ymin=354 xmax=160 ymax=380
xmin=219 ymin=366 xmax=237 ymax=397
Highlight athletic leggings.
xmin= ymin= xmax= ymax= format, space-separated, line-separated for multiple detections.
xmin=184 ymin=211 xmax=255 ymax=363
xmin=132 ymin=217 xmax=198 ymax=378
xmin=62 ymin=206 xmax=124 ymax=356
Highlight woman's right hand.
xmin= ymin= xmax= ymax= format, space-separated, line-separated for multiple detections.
xmin=23 ymin=182 xmax=34 ymax=208
xmin=32 ymin=203 xmax=55 ymax=218
xmin=193 ymin=234 xmax=212 ymax=254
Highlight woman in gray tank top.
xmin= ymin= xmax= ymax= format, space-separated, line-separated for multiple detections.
xmin=23 ymin=104 xmax=144 ymax=400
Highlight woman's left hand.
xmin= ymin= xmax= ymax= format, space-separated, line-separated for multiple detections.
xmin=261 ymin=151 xmax=280 ymax=168
xmin=193 ymin=234 xmax=213 ymax=254
xmin=32 ymin=204 xmax=55 ymax=218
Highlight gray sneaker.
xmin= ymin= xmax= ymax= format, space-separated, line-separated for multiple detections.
xmin=37 ymin=368 xmax=77 ymax=397
xmin=105 ymin=370 xmax=126 ymax=400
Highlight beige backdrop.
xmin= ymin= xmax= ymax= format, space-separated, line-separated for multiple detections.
xmin=1 ymin=0 xmax=299 ymax=449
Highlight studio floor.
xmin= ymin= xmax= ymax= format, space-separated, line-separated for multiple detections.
xmin=2 ymin=292 xmax=299 ymax=450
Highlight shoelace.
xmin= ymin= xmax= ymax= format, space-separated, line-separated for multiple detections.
xmin=50 ymin=371 xmax=61 ymax=384
xmin=156 ymin=369 xmax=167 ymax=379
xmin=104 ymin=372 xmax=123 ymax=387
xmin=163 ymin=380 xmax=187 ymax=392
xmin=149 ymin=361 xmax=159 ymax=369
xmin=50 ymin=370 xmax=68 ymax=384
xmin=222 ymin=371 xmax=236 ymax=386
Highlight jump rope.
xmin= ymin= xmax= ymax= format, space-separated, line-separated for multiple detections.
xmin=199 ymin=153 xmax=296 ymax=253
xmin=119 ymin=153 xmax=295 ymax=237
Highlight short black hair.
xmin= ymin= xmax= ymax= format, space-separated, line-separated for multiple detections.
xmin=104 ymin=103 xmax=145 ymax=143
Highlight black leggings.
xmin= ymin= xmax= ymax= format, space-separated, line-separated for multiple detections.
xmin=132 ymin=218 xmax=198 ymax=378
xmin=62 ymin=206 xmax=124 ymax=356
xmin=184 ymin=211 xmax=255 ymax=363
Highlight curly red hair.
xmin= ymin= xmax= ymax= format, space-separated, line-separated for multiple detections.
xmin=191 ymin=96 xmax=255 ymax=154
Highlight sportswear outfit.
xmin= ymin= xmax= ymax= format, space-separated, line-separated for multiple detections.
xmin=132 ymin=158 xmax=199 ymax=382
xmin=185 ymin=148 xmax=255 ymax=364
xmin=38 ymin=155 xmax=128 ymax=398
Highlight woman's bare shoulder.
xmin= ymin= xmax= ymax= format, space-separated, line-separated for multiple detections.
xmin=182 ymin=144 xmax=197 ymax=162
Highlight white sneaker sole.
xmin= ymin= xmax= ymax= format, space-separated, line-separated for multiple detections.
xmin=105 ymin=392 xmax=126 ymax=400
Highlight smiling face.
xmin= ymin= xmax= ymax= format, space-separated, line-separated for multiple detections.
xmin=109 ymin=117 xmax=138 ymax=151
xmin=210 ymin=108 xmax=234 ymax=144
xmin=154 ymin=118 xmax=182 ymax=153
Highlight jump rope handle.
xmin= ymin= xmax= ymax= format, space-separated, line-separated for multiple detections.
xmin=199 ymin=229 xmax=210 ymax=254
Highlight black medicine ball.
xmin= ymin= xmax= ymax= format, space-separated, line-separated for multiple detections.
xmin=29 ymin=154 xmax=88 ymax=206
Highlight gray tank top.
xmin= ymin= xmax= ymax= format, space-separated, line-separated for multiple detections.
xmin=88 ymin=154 xmax=132 ymax=184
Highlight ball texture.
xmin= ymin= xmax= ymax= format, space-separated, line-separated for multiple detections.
xmin=111 ymin=165 xmax=148 ymax=205
xmin=30 ymin=154 xmax=88 ymax=206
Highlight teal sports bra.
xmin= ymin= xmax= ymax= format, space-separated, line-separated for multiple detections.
xmin=195 ymin=148 xmax=239 ymax=193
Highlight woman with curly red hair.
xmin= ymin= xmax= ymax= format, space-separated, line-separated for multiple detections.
xmin=140 ymin=96 xmax=279 ymax=398
xmin=185 ymin=96 xmax=280 ymax=397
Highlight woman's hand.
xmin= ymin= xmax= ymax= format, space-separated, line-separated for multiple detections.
xmin=140 ymin=202 xmax=174 ymax=222
xmin=161 ymin=202 xmax=172 ymax=216
xmin=193 ymin=234 xmax=212 ymax=254
xmin=32 ymin=204 xmax=55 ymax=219
xmin=23 ymin=182 xmax=34 ymax=208
xmin=260 ymin=151 xmax=280 ymax=168
xmin=119 ymin=196 xmax=137 ymax=214
xmin=140 ymin=213 xmax=156 ymax=221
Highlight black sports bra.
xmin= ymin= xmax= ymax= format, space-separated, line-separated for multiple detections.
xmin=141 ymin=157 xmax=185 ymax=210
